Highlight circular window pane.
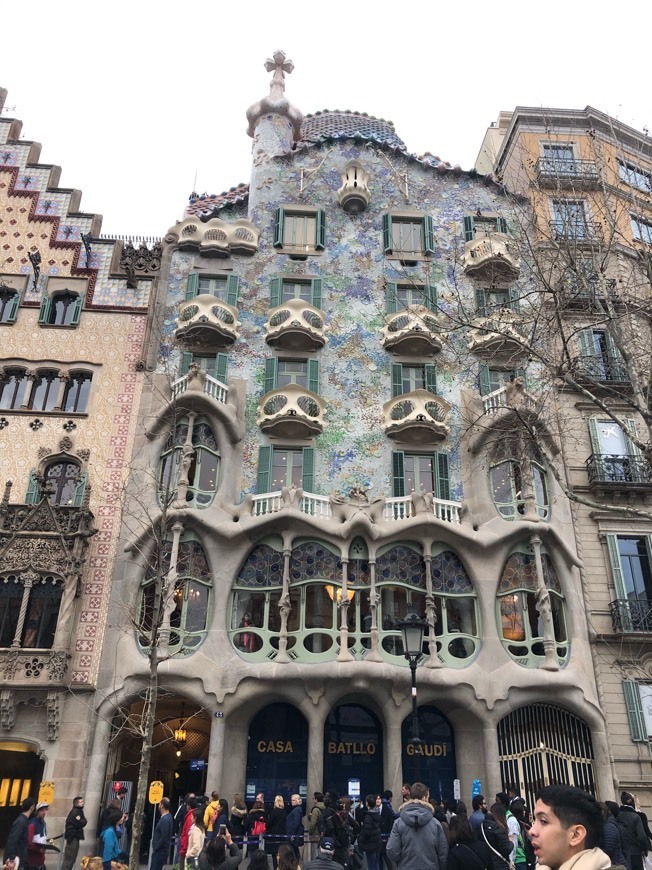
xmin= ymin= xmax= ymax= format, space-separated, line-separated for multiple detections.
xmin=381 ymin=635 xmax=404 ymax=656
xmin=303 ymin=633 xmax=333 ymax=653
xmin=507 ymin=645 xmax=529 ymax=657
xmin=448 ymin=637 xmax=475 ymax=659
xmin=270 ymin=636 xmax=296 ymax=650
xmin=233 ymin=631 xmax=263 ymax=653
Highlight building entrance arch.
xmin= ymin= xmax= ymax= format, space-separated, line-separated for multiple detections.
xmin=401 ymin=706 xmax=456 ymax=802
xmin=0 ymin=739 xmax=44 ymax=848
xmin=246 ymin=703 xmax=308 ymax=803
xmin=498 ymin=704 xmax=596 ymax=810
xmin=324 ymin=704 xmax=383 ymax=799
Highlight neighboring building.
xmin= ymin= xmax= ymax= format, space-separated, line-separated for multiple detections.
xmin=476 ymin=108 xmax=652 ymax=803
xmin=87 ymin=56 xmax=616 ymax=825
xmin=0 ymin=87 xmax=157 ymax=842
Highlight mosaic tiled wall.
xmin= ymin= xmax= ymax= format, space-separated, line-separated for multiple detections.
xmin=159 ymin=140 xmax=524 ymax=504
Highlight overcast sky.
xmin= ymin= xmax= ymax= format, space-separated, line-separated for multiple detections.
xmin=2 ymin=1 xmax=650 ymax=239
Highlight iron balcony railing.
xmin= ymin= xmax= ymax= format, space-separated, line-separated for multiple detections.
xmin=576 ymin=356 xmax=629 ymax=383
xmin=610 ymin=598 xmax=652 ymax=633
xmin=586 ymin=453 xmax=651 ymax=486
xmin=536 ymin=158 xmax=599 ymax=185
xmin=549 ymin=219 xmax=603 ymax=243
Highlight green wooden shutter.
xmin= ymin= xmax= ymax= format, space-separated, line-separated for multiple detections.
xmin=392 ymin=451 xmax=405 ymax=497
xmin=479 ymin=365 xmax=492 ymax=396
xmin=264 ymin=358 xmax=278 ymax=394
xmin=70 ymin=293 xmax=83 ymax=326
xmin=463 ymin=216 xmax=475 ymax=243
xmin=386 ymin=282 xmax=398 ymax=314
xmin=6 ymin=290 xmax=21 ymax=323
xmin=606 ymin=534 xmax=626 ymax=598
xmin=302 ymin=447 xmax=315 ymax=493
xmin=391 ymin=363 xmax=403 ymax=398
xmin=623 ymin=680 xmax=647 ymax=741
xmin=435 ymin=452 xmax=451 ymax=501
xmin=226 ymin=275 xmax=239 ymax=307
xmin=185 ymin=273 xmax=200 ymax=301
xmin=256 ymin=446 xmax=273 ymax=494
xmin=72 ymin=471 xmax=88 ymax=507
xmin=214 ymin=353 xmax=228 ymax=385
xmin=475 ymin=288 xmax=488 ymax=316
xmin=422 ymin=215 xmax=435 ymax=255
xmin=273 ymin=208 xmax=285 ymax=248
xmin=423 ymin=284 xmax=437 ymax=311
xmin=315 ymin=209 xmax=326 ymax=250
xmin=310 ymin=278 xmax=322 ymax=309
xmin=38 ymin=294 xmax=52 ymax=324
xmin=587 ymin=418 xmax=602 ymax=453
xmin=307 ymin=359 xmax=320 ymax=394
xmin=425 ymin=364 xmax=437 ymax=395
xmin=270 ymin=277 xmax=282 ymax=308
xmin=605 ymin=332 xmax=627 ymax=380
xmin=179 ymin=352 xmax=193 ymax=377
xmin=508 ymin=287 xmax=520 ymax=313
xmin=624 ymin=418 xmax=641 ymax=456
xmin=382 ymin=214 xmax=393 ymax=254
xmin=577 ymin=329 xmax=595 ymax=376
xmin=25 ymin=470 xmax=41 ymax=504
xmin=496 ymin=216 xmax=508 ymax=235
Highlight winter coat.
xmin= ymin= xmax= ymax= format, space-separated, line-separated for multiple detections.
xmin=357 ymin=809 xmax=382 ymax=854
xmin=448 ymin=839 xmax=491 ymax=870
xmin=186 ymin=824 xmax=205 ymax=858
xmin=152 ymin=812 xmax=174 ymax=855
xmin=204 ymin=800 xmax=220 ymax=833
xmin=619 ymin=806 xmax=648 ymax=857
xmin=304 ymin=856 xmax=345 ymax=870
xmin=386 ymin=799 xmax=448 ymax=870
xmin=180 ymin=809 xmax=195 ymax=855
xmin=537 ymin=845 xmax=623 ymax=870
xmin=246 ymin=808 xmax=267 ymax=835
xmin=4 ymin=812 xmax=31 ymax=866
xmin=64 ymin=806 xmax=87 ymax=843
xmin=481 ymin=818 xmax=512 ymax=870
xmin=27 ymin=815 xmax=48 ymax=868
xmin=603 ymin=815 xmax=628 ymax=867
xmin=100 ymin=826 xmax=121 ymax=864
xmin=309 ymin=801 xmax=325 ymax=836
xmin=286 ymin=805 xmax=305 ymax=844
xmin=265 ymin=807 xmax=287 ymax=853
xmin=229 ymin=806 xmax=247 ymax=837
xmin=319 ymin=806 xmax=349 ymax=866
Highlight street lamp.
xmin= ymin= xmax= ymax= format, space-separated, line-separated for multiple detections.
xmin=399 ymin=603 xmax=426 ymax=748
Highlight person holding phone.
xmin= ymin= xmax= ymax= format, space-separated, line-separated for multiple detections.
xmin=198 ymin=830 xmax=241 ymax=870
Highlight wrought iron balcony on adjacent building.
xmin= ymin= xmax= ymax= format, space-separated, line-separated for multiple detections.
xmin=535 ymin=158 xmax=599 ymax=189
xmin=561 ymin=277 xmax=618 ymax=310
xmin=610 ymin=598 xmax=652 ymax=634
xmin=175 ymin=296 xmax=241 ymax=347
xmin=381 ymin=307 xmax=443 ymax=356
xmin=264 ymin=299 xmax=327 ymax=351
xmin=459 ymin=234 xmax=521 ymax=283
xmin=549 ymin=220 xmax=603 ymax=244
xmin=586 ymin=453 xmax=651 ymax=487
xmin=257 ymin=384 xmax=325 ymax=438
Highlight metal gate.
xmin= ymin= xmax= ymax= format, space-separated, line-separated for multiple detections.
xmin=498 ymin=704 xmax=596 ymax=810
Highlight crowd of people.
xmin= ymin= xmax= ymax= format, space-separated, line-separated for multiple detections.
xmin=4 ymin=783 xmax=652 ymax=870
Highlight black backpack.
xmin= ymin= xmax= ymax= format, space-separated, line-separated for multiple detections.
xmin=320 ymin=809 xmax=350 ymax=849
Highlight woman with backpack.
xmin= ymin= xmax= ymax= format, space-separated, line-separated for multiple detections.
xmin=481 ymin=804 xmax=513 ymax=870
xmin=246 ymin=800 xmax=268 ymax=853
xmin=357 ymin=795 xmax=383 ymax=870
xmin=448 ymin=813 xmax=491 ymax=870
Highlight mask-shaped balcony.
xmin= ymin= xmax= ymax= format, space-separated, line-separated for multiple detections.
xmin=460 ymin=233 xmax=520 ymax=283
xmin=175 ymin=296 xmax=241 ymax=347
xmin=467 ymin=312 xmax=528 ymax=360
xmin=257 ymin=384 xmax=325 ymax=439
xmin=382 ymin=390 xmax=450 ymax=444
xmin=265 ymin=299 xmax=327 ymax=351
xmin=381 ymin=307 xmax=443 ymax=355
xmin=167 ymin=216 xmax=259 ymax=257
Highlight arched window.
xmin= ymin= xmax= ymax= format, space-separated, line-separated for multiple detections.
xmin=63 ymin=372 xmax=92 ymax=412
xmin=497 ymin=549 xmax=568 ymax=667
xmin=229 ymin=539 xmax=479 ymax=666
xmin=0 ymin=285 xmax=20 ymax=324
xmin=0 ymin=574 xmax=63 ymax=649
xmin=490 ymin=438 xmax=549 ymax=520
xmin=158 ymin=416 xmax=220 ymax=508
xmin=0 ymin=368 xmax=28 ymax=409
xmin=29 ymin=370 xmax=62 ymax=411
xmin=43 ymin=460 xmax=82 ymax=505
xmin=39 ymin=290 xmax=83 ymax=327
xmin=138 ymin=537 xmax=213 ymax=655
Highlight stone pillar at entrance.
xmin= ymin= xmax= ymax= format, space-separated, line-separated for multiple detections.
xmin=206 ymin=713 xmax=225 ymax=790
xmin=483 ymin=723 xmax=501 ymax=803
xmin=384 ymin=709 xmax=404 ymax=801
xmin=305 ymin=704 xmax=325 ymax=800
xmin=83 ymin=709 xmax=113 ymax=837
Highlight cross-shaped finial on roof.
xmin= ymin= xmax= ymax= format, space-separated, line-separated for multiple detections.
xmin=265 ymin=50 xmax=294 ymax=101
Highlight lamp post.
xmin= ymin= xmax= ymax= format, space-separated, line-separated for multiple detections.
xmin=399 ymin=604 xmax=426 ymax=750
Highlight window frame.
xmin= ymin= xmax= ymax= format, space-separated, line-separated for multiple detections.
xmin=392 ymin=450 xmax=450 ymax=500
xmin=185 ymin=272 xmax=240 ymax=305
xmin=264 ymin=357 xmax=320 ymax=395
xmin=391 ymin=362 xmax=437 ymax=398
xmin=383 ymin=214 xmax=435 ymax=259
xmin=269 ymin=277 xmax=323 ymax=309
xmin=157 ymin=415 xmax=220 ymax=509
xmin=273 ymin=207 xmax=326 ymax=256
xmin=631 ymin=214 xmax=652 ymax=246
xmin=463 ymin=215 xmax=508 ymax=242
xmin=0 ymin=285 xmax=21 ymax=324
xmin=256 ymin=445 xmax=315 ymax=494
xmin=38 ymin=289 xmax=84 ymax=328
xmin=619 ymin=161 xmax=651 ymax=193
xmin=0 ymin=573 xmax=63 ymax=650
xmin=385 ymin=282 xmax=436 ymax=313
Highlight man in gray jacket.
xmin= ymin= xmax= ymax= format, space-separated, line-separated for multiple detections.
xmin=386 ymin=782 xmax=448 ymax=870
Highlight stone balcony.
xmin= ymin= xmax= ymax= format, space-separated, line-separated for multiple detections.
xmin=382 ymin=390 xmax=450 ymax=444
xmin=460 ymin=233 xmax=521 ymax=283
xmin=264 ymin=299 xmax=327 ymax=351
xmin=467 ymin=312 xmax=529 ymax=360
xmin=1 ymin=648 xmax=70 ymax=686
xmin=166 ymin=216 xmax=259 ymax=257
xmin=257 ymin=384 xmax=325 ymax=438
xmin=172 ymin=368 xmax=228 ymax=405
xmin=175 ymin=296 xmax=240 ymax=347
xmin=381 ymin=306 xmax=443 ymax=355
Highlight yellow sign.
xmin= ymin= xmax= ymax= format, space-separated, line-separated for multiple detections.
xmin=148 ymin=781 xmax=164 ymax=804
xmin=38 ymin=782 xmax=55 ymax=805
